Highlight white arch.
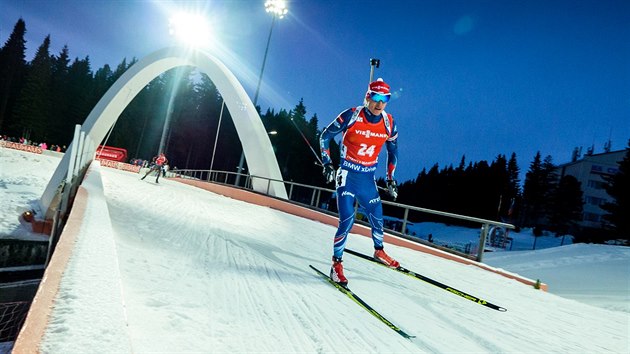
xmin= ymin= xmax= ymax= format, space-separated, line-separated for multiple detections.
xmin=40 ymin=47 xmax=287 ymax=212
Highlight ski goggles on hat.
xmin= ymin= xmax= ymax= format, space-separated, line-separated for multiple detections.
xmin=369 ymin=92 xmax=391 ymax=103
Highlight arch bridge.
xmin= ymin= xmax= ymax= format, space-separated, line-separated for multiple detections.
xmin=40 ymin=47 xmax=287 ymax=215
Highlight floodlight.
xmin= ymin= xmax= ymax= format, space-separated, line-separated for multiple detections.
xmin=265 ymin=0 xmax=289 ymax=19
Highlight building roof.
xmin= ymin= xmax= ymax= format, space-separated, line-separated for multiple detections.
xmin=557 ymin=148 xmax=627 ymax=168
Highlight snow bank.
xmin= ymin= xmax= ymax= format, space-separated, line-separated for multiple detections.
xmin=14 ymin=162 xmax=131 ymax=352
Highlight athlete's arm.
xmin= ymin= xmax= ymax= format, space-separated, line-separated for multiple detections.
xmin=385 ymin=117 xmax=399 ymax=180
xmin=319 ymin=108 xmax=354 ymax=166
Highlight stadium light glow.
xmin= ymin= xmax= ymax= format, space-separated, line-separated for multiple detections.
xmin=265 ymin=0 xmax=288 ymax=19
xmin=168 ymin=12 xmax=212 ymax=48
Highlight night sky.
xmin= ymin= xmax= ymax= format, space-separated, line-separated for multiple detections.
xmin=1 ymin=0 xmax=628 ymax=182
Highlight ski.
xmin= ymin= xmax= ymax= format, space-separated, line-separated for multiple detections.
xmin=309 ymin=265 xmax=415 ymax=339
xmin=344 ymin=249 xmax=507 ymax=312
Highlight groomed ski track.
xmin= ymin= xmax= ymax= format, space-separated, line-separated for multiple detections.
xmin=26 ymin=165 xmax=628 ymax=353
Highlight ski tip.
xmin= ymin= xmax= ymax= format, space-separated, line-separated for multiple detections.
xmin=498 ymin=307 xmax=508 ymax=312
xmin=399 ymin=332 xmax=416 ymax=339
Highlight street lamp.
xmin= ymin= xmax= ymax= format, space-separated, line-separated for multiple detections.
xmin=235 ymin=0 xmax=288 ymax=185
xmin=158 ymin=12 xmax=212 ymax=156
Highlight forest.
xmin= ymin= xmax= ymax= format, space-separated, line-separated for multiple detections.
xmin=1 ymin=19 xmax=628 ymax=243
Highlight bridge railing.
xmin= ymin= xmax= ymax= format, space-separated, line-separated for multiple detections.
xmin=170 ymin=168 xmax=515 ymax=262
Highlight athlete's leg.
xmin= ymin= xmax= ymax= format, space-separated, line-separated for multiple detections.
xmin=355 ymin=176 xmax=385 ymax=250
xmin=141 ymin=167 xmax=151 ymax=180
xmin=333 ymin=169 xmax=355 ymax=259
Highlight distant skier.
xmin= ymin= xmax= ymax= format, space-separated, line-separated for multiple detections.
xmin=141 ymin=152 xmax=168 ymax=183
xmin=319 ymin=78 xmax=400 ymax=286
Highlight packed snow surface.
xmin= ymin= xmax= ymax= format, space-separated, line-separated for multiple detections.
xmin=1 ymin=147 xmax=628 ymax=353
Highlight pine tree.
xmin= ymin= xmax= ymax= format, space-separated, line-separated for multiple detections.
xmin=522 ymin=152 xmax=541 ymax=227
xmin=93 ymin=64 xmax=114 ymax=97
xmin=0 ymin=18 xmax=27 ymax=134
xmin=522 ymin=152 xmax=558 ymax=229
xmin=548 ymin=175 xmax=583 ymax=236
xmin=287 ymin=99 xmax=321 ymax=184
xmin=48 ymin=45 xmax=71 ymax=144
xmin=601 ymin=140 xmax=630 ymax=241
xmin=539 ymin=155 xmax=558 ymax=229
xmin=542 ymin=155 xmax=558 ymax=191
xmin=66 ymin=57 xmax=94 ymax=127
xmin=505 ymin=153 xmax=521 ymax=222
xmin=11 ymin=35 xmax=53 ymax=142
xmin=507 ymin=153 xmax=521 ymax=198
xmin=490 ymin=154 xmax=509 ymax=218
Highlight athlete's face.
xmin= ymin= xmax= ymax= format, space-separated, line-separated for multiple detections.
xmin=367 ymin=97 xmax=387 ymax=115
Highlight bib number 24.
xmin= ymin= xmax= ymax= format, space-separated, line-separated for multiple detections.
xmin=358 ymin=144 xmax=376 ymax=157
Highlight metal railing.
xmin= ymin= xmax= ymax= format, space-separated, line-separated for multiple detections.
xmin=171 ymin=168 xmax=515 ymax=262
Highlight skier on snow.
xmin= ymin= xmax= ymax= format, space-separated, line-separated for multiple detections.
xmin=141 ymin=152 xmax=168 ymax=183
xmin=319 ymin=78 xmax=400 ymax=286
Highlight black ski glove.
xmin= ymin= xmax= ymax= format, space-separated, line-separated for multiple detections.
xmin=386 ymin=179 xmax=398 ymax=200
xmin=323 ymin=164 xmax=336 ymax=184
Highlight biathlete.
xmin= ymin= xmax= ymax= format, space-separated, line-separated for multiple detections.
xmin=319 ymin=78 xmax=400 ymax=286
xmin=141 ymin=152 xmax=168 ymax=183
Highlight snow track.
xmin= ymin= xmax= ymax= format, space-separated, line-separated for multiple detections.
xmin=98 ymin=168 xmax=627 ymax=353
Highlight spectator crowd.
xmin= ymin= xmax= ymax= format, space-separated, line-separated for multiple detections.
xmin=1 ymin=134 xmax=67 ymax=152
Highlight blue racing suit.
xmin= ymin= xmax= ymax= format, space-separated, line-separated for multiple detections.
xmin=320 ymin=105 xmax=398 ymax=259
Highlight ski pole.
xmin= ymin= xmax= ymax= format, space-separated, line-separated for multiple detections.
xmin=287 ymin=115 xmax=324 ymax=166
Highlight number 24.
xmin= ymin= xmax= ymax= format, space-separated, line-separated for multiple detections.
xmin=358 ymin=144 xmax=376 ymax=157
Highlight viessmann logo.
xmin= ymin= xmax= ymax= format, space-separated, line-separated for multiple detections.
xmin=354 ymin=129 xmax=388 ymax=139
xmin=371 ymin=84 xmax=388 ymax=91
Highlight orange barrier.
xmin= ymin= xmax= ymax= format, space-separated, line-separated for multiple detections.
xmin=96 ymin=158 xmax=141 ymax=173
xmin=174 ymin=178 xmax=548 ymax=291
xmin=0 ymin=140 xmax=43 ymax=154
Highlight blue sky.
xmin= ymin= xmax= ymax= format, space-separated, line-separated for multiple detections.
xmin=1 ymin=0 xmax=629 ymax=182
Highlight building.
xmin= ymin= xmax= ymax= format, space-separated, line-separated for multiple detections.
xmin=556 ymin=149 xmax=626 ymax=229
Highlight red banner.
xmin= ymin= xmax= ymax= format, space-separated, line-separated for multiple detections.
xmin=97 ymin=158 xmax=141 ymax=173
xmin=96 ymin=145 xmax=127 ymax=162
xmin=0 ymin=140 xmax=43 ymax=154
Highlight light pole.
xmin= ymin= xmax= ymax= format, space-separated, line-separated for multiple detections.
xmin=253 ymin=0 xmax=288 ymax=105
xmin=235 ymin=0 xmax=288 ymax=186
xmin=210 ymin=99 xmax=225 ymax=173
